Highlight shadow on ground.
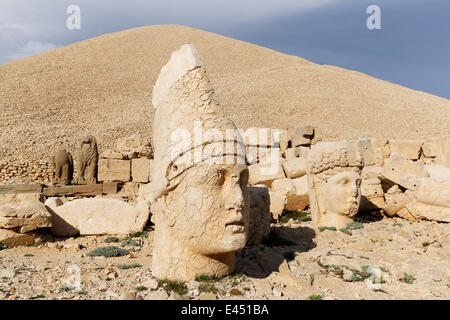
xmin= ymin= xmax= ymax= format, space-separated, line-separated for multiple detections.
xmin=235 ymin=226 xmax=316 ymax=278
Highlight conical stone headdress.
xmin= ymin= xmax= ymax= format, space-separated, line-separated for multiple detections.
xmin=151 ymin=44 xmax=246 ymax=201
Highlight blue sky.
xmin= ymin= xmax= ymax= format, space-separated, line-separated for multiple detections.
xmin=1 ymin=0 xmax=449 ymax=99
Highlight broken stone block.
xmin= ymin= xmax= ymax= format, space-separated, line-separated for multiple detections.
xmin=282 ymin=157 xmax=307 ymax=179
xmin=292 ymin=126 xmax=314 ymax=147
xmin=100 ymin=150 xmax=126 ymax=160
xmin=284 ymin=148 xmax=297 ymax=160
xmin=103 ymin=182 xmax=119 ymax=194
xmin=50 ymin=198 xmax=151 ymax=236
xmin=248 ymin=158 xmax=285 ymax=187
xmin=43 ymin=184 xmax=103 ymax=197
xmin=269 ymin=191 xmax=287 ymax=220
xmin=381 ymin=154 xmax=429 ymax=189
xmin=247 ymin=186 xmax=272 ymax=245
xmin=383 ymin=185 xmax=408 ymax=217
xmin=131 ymin=158 xmax=151 ymax=183
xmin=0 ymin=183 xmax=43 ymax=194
xmin=422 ymin=138 xmax=444 ymax=158
xmin=360 ymin=178 xmax=385 ymax=212
xmin=271 ymin=178 xmax=308 ymax=212
xmin=0 ymin=229 xmax=35 ymax=247
xmin=0 ymin=203 xmax=52 ymax=233
xmin=98 ymin=159 xmax=131 ymax=182
xmin=283 ymin=157 xmax=306 ymax=179
xmin=389 ymin=139 xmax=424 ymax=160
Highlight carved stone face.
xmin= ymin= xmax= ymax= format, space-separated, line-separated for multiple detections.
xmin=164 ymin=162 xmax=250 ymax=255
xmin=323 ymin=171 xmax=362 ymax=217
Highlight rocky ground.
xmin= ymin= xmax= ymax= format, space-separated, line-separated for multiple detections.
xmin=0 ymin=217 xmax=448 ymax=300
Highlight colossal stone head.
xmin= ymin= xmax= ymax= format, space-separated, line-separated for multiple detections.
xmin=151 ymin=44 xmax=250 ymax=281
xmin=307 ymin=141 xmax=363 ymax=230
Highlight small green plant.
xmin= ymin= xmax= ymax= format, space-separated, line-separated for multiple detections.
xmin=370 ymin=237 xmax=384 ymax=243
xmin=86 ymin=246 xmax=129 ymax=257
xmin=262 ymin=232 xmax=296 ymax=247
xmin=0 ymin=244 xmax=7 ymax=250
xmin=340 ymin=222 xmax=364 ymax=235
xmin=393 ymin=222 xmax=403 ymax=227
xmin=319 ymin=226 xmax=337 ymax=232
xmin=135 ymin=286 xmax=148 ymax=292
xmin=14 ymin=269 xmax=22 ymax=275
xmin=308 ymin=294 xmax=323 ymax=300
xmin=309 ymin=274 xmax=315 ymax=286
xmin=228 ymin=272 xmax=244 ymax=280
xmin=121 ymin=239 xmax=139 ymax=247
xmin=402 ymin=273 xmax=416 ymax=284
xmin=346 ymin=222 xmax=364 ymax=230
xmin=359 ymin=255 xmax=370 ymax=260
xmin=195 ymin=274 xmax=222 ymax=282
xmin=283 ymin=251 xmax=297 ymax=261
xmin=104 ymin=237 xmax=120 ymax=243
xmin=199 ymin=283 xmax=218 ymax=294
xmin=379 ymin=266 xmax=390 ymax=273
xmin=59 ymin=285 xmax=75 ymax=292
xmin=158 ymin=279 xmax=188 ymax=296
xmin=117 ymin=263 xmax=142 ymax=270
xmin=30 ymin=294 xmax=45 ymax=300
xmin=280 ymin=210 xmax=312 ymax=224
xmin=24 ymin=253 xmax=34 ymax=257
xmin=77 ymin=290 xmax=87 ymax=295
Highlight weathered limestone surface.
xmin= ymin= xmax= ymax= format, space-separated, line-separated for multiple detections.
xmin=151 ymin=44 xmax=250 ymax=281
xmin=424 ymin=165 xmax=450 ymax=183
xmin=50 ymin=198 xmax=150 ymax=236
xmin=0 ymin=184 xmax=42 ymax=194
xmin=132 ymin=158 xmax=150 ymax=183
xmin=272 ymin=178 xmax=308 ymax=212
xmin=0 ymin=193 xmax=51 ymax=233
xmin=247 ymin=186 xmax=272 ymax=246
xmin=0 ymin=229 xmax=35 ymax=246
xmin=98 ymin=159 xmax=131 ymax=182
xmin=248 ymin=158 xmax=285 ymax=187
xmin=282 ymin=157 xmax=306 ymax=179
xmin=43 ymin=184 xmax=102 ymax=197
xmin=382 ymin=154 xmax=429 ymax=188
xmin=269 ymin=191 xmax=287 ymax=220
xmin=0 ymin=203 xmax=52 ymax=233
xmin=360 ymin=178 xmax=385 ymax=212
xmin=306 ymin=141 xmax=363 ymax=229
xmin=389 ymin=139 xmax=423 ymax=160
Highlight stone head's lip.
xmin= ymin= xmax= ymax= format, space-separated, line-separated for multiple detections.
xmin=225 ymin=214 xmax=245 ymax=227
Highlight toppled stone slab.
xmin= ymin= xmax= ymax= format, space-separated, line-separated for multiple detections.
xmin=50 ymin=198 xmax=151 ymax=236
xmin=43 ymin=184 xmax=103 ymax=197
xmin=0 ymin=202 xmax=52 ymax=233
xmin=0 ymin=183 xmax=43 ymax=194
xmin=381 ymin=154 xmax=429 ymax=189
